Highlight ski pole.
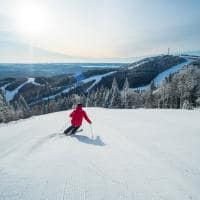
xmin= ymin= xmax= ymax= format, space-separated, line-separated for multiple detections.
xmin=90 ymin=124 xmax=94 ymax=139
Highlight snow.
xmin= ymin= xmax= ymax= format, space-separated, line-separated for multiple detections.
xmin=133 ymin=59 xmax=193 ymax=91
xmin=0 ymin=83 xmax=10 ymax=92
xmin=3 ymin=81 xmax=28 ymax=102
xmin=128 ymin=60 xmax=148 ymax=70
xmin=132 ymin=85 xmax=150 ymax=91
xmin=81 ymin=71 xmax=116 ymax=91
xmin=0 ymin=108 xmax=200 ymax=200
xmin=1 ymin=78 xmax=43 ymax=102
xmin=153 ymin=59 xmax=192 ymax=86
xmin=41 ymin=71 xmax=116 ymax=101
xmin=27 ymin=78 xmax=44 ymax=86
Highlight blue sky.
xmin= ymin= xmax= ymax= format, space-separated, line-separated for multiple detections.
xmin=0 ymin=0 xmax=200 ymax=62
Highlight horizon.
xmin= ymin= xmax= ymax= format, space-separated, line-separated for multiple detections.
xmin=0 ymin=52 xmax=199 ymax=64
xmin=0 ymin=51 xmax=199 ymax=64
xmin=0 ymin=0 xmax=200 ymax=63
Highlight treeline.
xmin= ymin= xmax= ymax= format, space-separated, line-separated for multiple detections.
xmin=0 ymin=60 xmax=200 ymax=123
xmin=29 ymin=60 xmax=200 ymax=114
xmin=155 ymin=60 xmax=200 ymax=109
xmin=92 ymin=55 xmax=186 ymax=89
xmin=0 ymin=91 xmax=31 ymax=123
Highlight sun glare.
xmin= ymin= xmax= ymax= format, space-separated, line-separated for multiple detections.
xmin=16 ymin=2 xmax=47 ymax=37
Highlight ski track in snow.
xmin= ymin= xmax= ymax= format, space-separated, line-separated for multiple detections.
xmin=153 ymin=59 xmax=193 ymax=86
xmin=83 ymin=71 xmax=116 ymax=92
xmin=1 ymin=78 xmax=44 ymax=102
xmin=41 ymin=71 xmax=116 ymax=101
xmin=133 ymin=58 xmax=194 ymax=91
xmin=0 ymin=108 xmax=200 ymax=200
xmin=128 ymin=60 xmax=148 ymax=70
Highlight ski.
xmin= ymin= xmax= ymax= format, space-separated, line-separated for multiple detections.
xmin=64 ymin=129 xmax=83 ymax=136
xmin=75 ymin=129 xmax=83 ymax=133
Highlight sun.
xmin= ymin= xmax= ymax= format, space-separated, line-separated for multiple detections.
xmin=16 ymin=2 xmax=47 ymax=37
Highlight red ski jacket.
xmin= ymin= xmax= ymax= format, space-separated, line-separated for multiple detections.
xmin=70 ymin=106 xmax=91 ymax=127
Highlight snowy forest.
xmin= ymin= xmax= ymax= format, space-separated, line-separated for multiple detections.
xmin=1 ymin=59 xmax=200 ymax=123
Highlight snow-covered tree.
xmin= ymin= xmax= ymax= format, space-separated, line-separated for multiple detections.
xmin=94 ymin=86 xmax=106 ymax=107
xmin=196 ymin=97 xmax=200 ymax=107
xmin=109 ymin=77 xmax=122 ymax=108
xmin=122 ymin=77 xmax=130 ymax=108
xmin=102 ymin=88 xmax=111 ymax=108
xmin=182 ymin=99 xmax=193 ymax=110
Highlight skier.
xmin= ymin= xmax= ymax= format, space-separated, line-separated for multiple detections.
xmin=64 ymin=104 xmax=92 ymax=135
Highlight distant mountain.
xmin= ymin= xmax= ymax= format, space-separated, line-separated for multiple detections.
xmin=0 ymin=68 xmax=116 ymax=104
xmin=0 ymin=39 xmax=138 ymax=63
xmin=92 ymin=55 xmax=187 ymax=90
xmin=184 ymin=50 xmax=200 ymax=56
xmin=0 ymin=40 xmax=76 ymax=63
xmin=0 ymin=55 xmax=199 ymax=123
xmin=0 ymin=55 xmax=190 ymax=106
xmin=0 ymin=63 xmax=122 ymax=78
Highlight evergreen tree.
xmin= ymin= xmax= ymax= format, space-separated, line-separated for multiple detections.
xmin=102 ymin=88 xmax=111 ymax=108
xmin=109 ymin=77 xmax=122 ymax=108
xmin=0 ymin=93 xmax=10 ymax=122
xmin=182 ymin=99 xmax=193 ymax=109
xmin=95 ymin=86 xmax=106 ymax=107
xmin=196 ymin=97 xmax=200 ymax=107
xmin=122 ymin=77 xmax=130 ymax=108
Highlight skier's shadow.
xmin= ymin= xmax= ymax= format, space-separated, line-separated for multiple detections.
xmin=70 ymin=135 xmax=105 ymax=146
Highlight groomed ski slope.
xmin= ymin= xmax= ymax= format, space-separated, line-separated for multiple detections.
xmin=0 ymin=108 xmax=200 ymax=200
xmin=133 ymin=58 xmax=193 ymax=91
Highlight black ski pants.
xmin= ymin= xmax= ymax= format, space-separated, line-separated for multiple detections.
xmin=64 ymin=125 xmax=80 ymax=135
